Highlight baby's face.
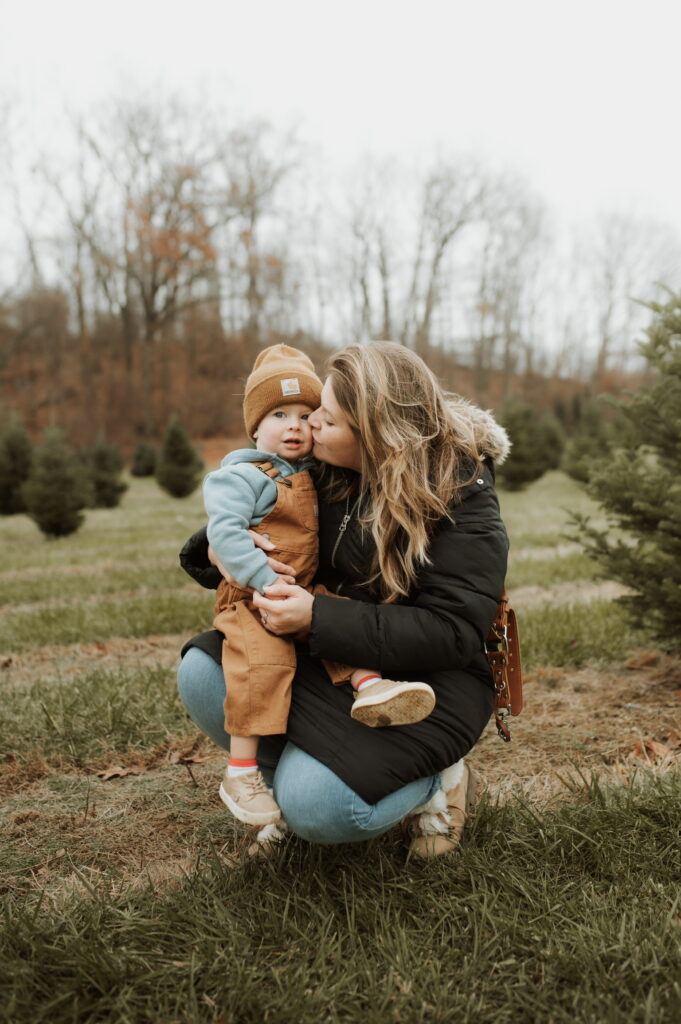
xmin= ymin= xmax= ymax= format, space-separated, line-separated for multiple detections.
xmin=252 ymin=403 xmax=315 ymax=460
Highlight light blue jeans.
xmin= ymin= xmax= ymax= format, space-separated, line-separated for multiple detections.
xmin=177 ymin=647 xmax=441 ymax=844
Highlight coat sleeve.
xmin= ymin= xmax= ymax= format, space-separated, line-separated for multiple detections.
xmin=308 ymin=486 xmax=509 ymax=677
xmin=179 ymin=526 xmax=222 ymax=590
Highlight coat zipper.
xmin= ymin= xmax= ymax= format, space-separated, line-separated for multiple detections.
xmin=330 ymin=494 xmax=361 ymax=569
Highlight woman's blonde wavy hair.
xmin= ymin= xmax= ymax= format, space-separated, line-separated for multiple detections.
xmin=319 ymin=342 xmax=481 ymax=603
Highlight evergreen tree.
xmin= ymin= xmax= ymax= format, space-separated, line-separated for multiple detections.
xmin=574 ymin=292 xmax=681 ymax=644
xmin=82 ymin=437 xmax=128 ymax=508
xmin=571 ymin=393 xmax=583 ymax=431
xmin=553 ymin=397 xmax=568 ymax=431
xmin=130 ymin=442 xmax=157 ymax=477
xmin=537 ymin=412 xmax=565 ymax=471
xmin=0 ymin=420 xmax=33 ymax=514
xmin=155 ymin=416 xmax=203 ymax=498
xmin=562 ymin=398 xmax=611 ymax=483
xmin=497 ymin=400 xmax=565 ymax=490
xmin=23 ymin=429 xmax=88 ymax=537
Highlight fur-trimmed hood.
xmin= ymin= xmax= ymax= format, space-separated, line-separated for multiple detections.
xmin=447 ymin=397 xmax=511 ymax=466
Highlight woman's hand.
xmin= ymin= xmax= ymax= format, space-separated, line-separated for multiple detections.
xmin=207 ymin=533 xmax=297 ymax=586
xmin=252 ymin=582 xmax=314 ymax=637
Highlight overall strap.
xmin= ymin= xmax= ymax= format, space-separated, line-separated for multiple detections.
xmin=255 ymin=461 xmax=282 ymax=480
xmin=255 ymin=461 xmax=293 ymax=487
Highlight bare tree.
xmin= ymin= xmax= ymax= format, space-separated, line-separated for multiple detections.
xmin=213 ymin=121 xmax=297 ymax=353
xmin=407 ymin=158 xmax=488 ymax=358
xmin=586 ymin=212 xmax=681 ymax=381
xmin=74 ymin=97 xmax=219 ymax=433
xmin=441 ymin=172 xmax=550 ymax=404
xmin=340 ymin=156 xmax=487 ymax=352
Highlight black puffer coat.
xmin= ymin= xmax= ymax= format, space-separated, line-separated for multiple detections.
xmin=180 ymin=443 xmax=509 ymax=805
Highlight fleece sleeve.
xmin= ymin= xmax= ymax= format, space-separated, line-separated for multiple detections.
xmin=203 ymin=464 xmax=278 ymax=593
xmin=308 ymin=489 xmax=509 ymax=677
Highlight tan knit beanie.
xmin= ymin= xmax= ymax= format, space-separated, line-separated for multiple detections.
xmin=243 ymin=344 xmax=323 ymax=437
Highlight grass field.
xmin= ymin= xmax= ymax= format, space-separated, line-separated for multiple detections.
xmin=1 ymin=470 xmax=680 ymax=1023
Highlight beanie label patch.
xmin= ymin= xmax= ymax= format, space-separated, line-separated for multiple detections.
xmin=280 ymin=378 xmax=301 ymax=396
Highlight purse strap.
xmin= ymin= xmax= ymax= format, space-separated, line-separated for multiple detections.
xmin=485 ymin=587 xmax=523 ymax=742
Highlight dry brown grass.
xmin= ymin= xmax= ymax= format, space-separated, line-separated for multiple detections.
xmin=470 ymin=649 xmax=681 ymax=803
xmin=1 ymin=752 xmax=249 ymax=901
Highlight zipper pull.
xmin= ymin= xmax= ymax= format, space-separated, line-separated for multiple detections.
xmin=331 ymin=511 xmax=352 ymax=568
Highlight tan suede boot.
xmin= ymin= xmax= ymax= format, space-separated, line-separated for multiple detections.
xmin=404 ymin=761 xmax=479 ymax=858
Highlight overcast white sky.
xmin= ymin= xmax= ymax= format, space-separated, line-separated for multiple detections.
xmin=2 ymin=0 xmax=680 ymax=232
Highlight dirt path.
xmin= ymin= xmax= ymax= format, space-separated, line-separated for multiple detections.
xmin=1 ymin=634 xmax=186 ymax=687
xmin=511 ymin=579 xmax=631 ymax=608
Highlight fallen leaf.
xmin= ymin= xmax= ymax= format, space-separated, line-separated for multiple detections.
xmin=631 ymin=739 xmax=675 ymax=762
xmin=625 ymin=651 xmax=661 ymax=670
xmin=11 ymin=809 xmax=40 ymax=825
xmin=168 ymin=749 xmax=211 ymax=765
xmin=96 ymin=766 xmax=145 ymax=781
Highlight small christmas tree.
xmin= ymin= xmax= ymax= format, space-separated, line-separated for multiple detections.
xmin=82 ymin=437 xmax=128 ymax=508
xmin=574 ymin=291 xmax=681 ymax=644
xmin=562 ymin=398 xmax=611 ymax=483
xmin=23 ymin=429 xmax=89 ymax=537
xmin=155 ymin=416 xmax=203 ymax=498
xmin=130 ymin=442 xmax=157 ymax=477
xmin=538 ymin=411 xmax=565 ymax=471
xmin=0 ymin=420 xmax=33 ymax=514
xmin=497 ymin=400 xmax=565 ymax=490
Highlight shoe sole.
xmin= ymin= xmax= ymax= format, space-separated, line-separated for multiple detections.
xmin=219 ymin=782 xmax=281 ymax=826
xmin=351 ymin=682 xmax=436 ymax=728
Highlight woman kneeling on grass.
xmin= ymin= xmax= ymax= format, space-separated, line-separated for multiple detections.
xmin=177 ymin=342 xmax=510 ymax=857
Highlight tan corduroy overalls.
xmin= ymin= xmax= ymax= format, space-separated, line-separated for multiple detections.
xmin=213 ymin=462 xmax=351 ymax=737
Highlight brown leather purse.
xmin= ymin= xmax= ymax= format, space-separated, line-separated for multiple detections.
xmin=485 ymin=587 xmax=523 ymax=741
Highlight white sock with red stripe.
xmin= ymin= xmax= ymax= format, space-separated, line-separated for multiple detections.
xmin=227 ymin=757 xmax=258 ymax=778
xmin=354 ymin=674 xmax=382 ymax=692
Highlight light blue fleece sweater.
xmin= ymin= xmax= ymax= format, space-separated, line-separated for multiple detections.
xmin=204 ymin=449 xmax=315 ymax=594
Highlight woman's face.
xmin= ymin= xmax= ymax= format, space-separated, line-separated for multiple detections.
xmin=308 ymin=379 xmax=363 ymax=472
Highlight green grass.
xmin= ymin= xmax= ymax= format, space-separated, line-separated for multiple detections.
xmin=0 ymin=665 xmax=188 ymax=767
xmin=506 ymin=550 xmax=599 ymax=588
xmin=0 ymin=588 xmax=215 ymax=653
xmin=498 ymin=471 xmax=605 ymax=549
xmin=520 ymin=599 xmax=648 ymax=670
xmin=1 ymin=772 xmax=680 ymax=1024
xmin=0 ymin=563 xmax=186 ymax=607
xmin=1 ymin=470 xmax=677 ymax=1024
xmin=0 ymin=476 xmax=206 ymax=574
